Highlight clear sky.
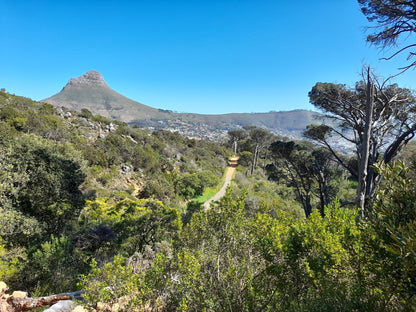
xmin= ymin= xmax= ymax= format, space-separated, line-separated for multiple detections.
xmin=1 ymin=0 xmax=416 ymax=114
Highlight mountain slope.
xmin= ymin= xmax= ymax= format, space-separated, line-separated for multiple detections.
xmin=43 ymin=71 xmax=320 ymax=139
xmin=43 ymin=71 xmax=169 ymax=122
xmin=178 ymin=110 xmax=319 ymax=133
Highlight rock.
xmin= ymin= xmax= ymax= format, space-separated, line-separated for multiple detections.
xmin=0 ymin=282 xmax=8 ymax=296
xmin=88 ymin=122 xmax=97 ymax=129
xmin=122 ymin=165 xmax=132 ymax=173
xmin=72 ymin=306 xmax=88 ymax=312
xmin=55 ymin=107 xmax=64 ymax=115
xmin=11 ymin=291 xmax=27 ymax=299
xmin=43 ymin=300 xmax=76 ymax=312
xmin=0 ymin=285 xmax=85 ymax=312
xmin=126 ymin=135 xmax=137 ymax=143
xmin=96 ymin=302 xmax=106 ymax=310
xmin=110 ymin=303 xmax=120 ymax=312
xmin=67 ymin=71 xmax=108 ymax=88
xmin=109 ymin=124 xmax=116 ymax=133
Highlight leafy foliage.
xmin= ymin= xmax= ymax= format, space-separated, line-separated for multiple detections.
xmin=23 ymin=235 xmax=85 ymax=293
xmin=80 ymin=255 xmax=146 ymax=311
xmin=307 ymin=75 xmax=416 ymax=211
xmin=268 ymin=140 xmax=340 ymax=217
xmin=79 ymin=198 xmax=181 ymax=256
xmin=79 ymin=188 xmax=415 ymax=311
xmin=0 ymin=134 xmax=86 ymax=238
xmin=359 ymin=0 xmax=416 ymax=72
xmin=0 ymin=238 xmax=20 ymax=282
xmin=175 ymin=171 xmax=219 ymax=199
xmin=368 ymin=161 xmax=416 ymax=305
xmin=2 ymin=87 xmax=416 ymax=312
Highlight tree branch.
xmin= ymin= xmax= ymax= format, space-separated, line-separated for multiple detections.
xmin=384 ymin=123 xmax=416 ymax=164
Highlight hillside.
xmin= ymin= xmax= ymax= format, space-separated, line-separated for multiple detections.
xmin=175 ymin=109 xmax=320 ymax=138
xmin=1 ymin=89 xmax=415 ymax=311
xmin=43 ymin=70 xmax=170 ymax=122
xmin=43 ymin=71 xmax=321 ymax=139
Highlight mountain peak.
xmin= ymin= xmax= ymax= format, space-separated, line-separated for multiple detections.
xmin=43 ymin=70 xmax=162 ymax=123
xmin=66 ymin=70 xmax=107 ymax=88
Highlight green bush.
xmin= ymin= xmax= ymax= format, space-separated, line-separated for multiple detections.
xmin=0 ymin=134 xmax=86 ymax=238
xmin=79 ymin=108 xmax=93 ymax=119
xmin=0 ymin=238 xmax=20 ymax=283
xmin=175 ymin=171 xmax=219 ymax=199
xmin=368 ymin=161 xmax=416 ymax=308
xmin=23 ymin=235 xmax=85 ymax=293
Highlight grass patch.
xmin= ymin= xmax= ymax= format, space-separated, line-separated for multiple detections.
xmin=192 ymin=168 xmax=228 ymax=205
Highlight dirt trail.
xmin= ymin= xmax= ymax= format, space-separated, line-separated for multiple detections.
xmin=203 ymin=156 xmax=238 ymax=211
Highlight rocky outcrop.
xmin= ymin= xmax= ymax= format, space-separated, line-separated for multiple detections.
xmin=0 ymin=282 xmax=85 ymax=312
xmin=0 ymin=281 xmax=159 ymax=311
xmin=65 ymin=70 xmax=108 ymax=88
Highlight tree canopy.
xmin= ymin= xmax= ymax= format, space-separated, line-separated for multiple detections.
xmin=306 ymin=71 xmax=416 ymax=211
xmin=268 ymin=140 xmax=339 ymax=217
xmin=359 ymin=0 xmax=416 ymax=72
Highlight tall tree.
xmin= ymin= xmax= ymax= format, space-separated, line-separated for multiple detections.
xmin=359 ymin=0 xmax=416 ymax=73
xmin=268 ymin=140 xmax=338 ymax=217
xmin=306 ymin=69 xmax=416 ymax=214
xmin=227 ymin=129 xmax=247 ymax=155
xmin=248 ymin=127 xmax=273 ymax=175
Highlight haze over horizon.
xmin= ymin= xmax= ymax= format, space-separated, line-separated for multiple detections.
xmin=1 ymin=0 xmax=416 ymax=115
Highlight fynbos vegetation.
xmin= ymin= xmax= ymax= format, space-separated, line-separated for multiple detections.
xmin=1 ymin=2 xmax=416 ymax=311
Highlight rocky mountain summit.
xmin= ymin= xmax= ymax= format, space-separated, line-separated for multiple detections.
xmin=66 ymin=70 xmax=108 ymax=88
xmin=43 ymin=71 xmax=165 ymax=123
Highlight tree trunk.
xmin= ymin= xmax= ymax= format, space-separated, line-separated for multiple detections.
xmin=250 ymin=145 xmax=258 ymax=175
xmin=293 ymin=182 xmax=312 ymax=217
xmin=318 ymin=177 xmax=330 ymax=218
xmin=357 ymin=68 xmax=374 ymax=217
xmin=303 ymin=194 xmax=313 ymax=217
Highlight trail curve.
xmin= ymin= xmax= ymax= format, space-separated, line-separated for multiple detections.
xmin=203 ymin=156 xmax=238 ymax=211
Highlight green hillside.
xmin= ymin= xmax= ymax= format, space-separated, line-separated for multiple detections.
xmin=1 ymin=89 xmax=415 ymax=311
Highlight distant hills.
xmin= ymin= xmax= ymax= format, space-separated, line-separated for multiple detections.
xmin=43 ymin=71 xmax=321 ymax=139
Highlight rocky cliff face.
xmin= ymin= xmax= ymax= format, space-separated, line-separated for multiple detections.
xmin=65 ymin=70 xmax=108 ymax=88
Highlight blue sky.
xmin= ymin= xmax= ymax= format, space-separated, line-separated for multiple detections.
xmin=1 ymin=0 xmax=416 ymax=114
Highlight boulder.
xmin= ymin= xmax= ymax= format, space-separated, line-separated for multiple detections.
xmin=71 ymin=306 xmax=87 ymax=312
xmin=0 ymin=282 xmax=8 ymax=296
xmin=43 ymin=300 xmax=76 ymax=312
xmin=10 ymin=292 xmax=27 ymax=299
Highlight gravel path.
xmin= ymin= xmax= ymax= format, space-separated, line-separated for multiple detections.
xmin=203 ymin=161 xmax=237 ymax=211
